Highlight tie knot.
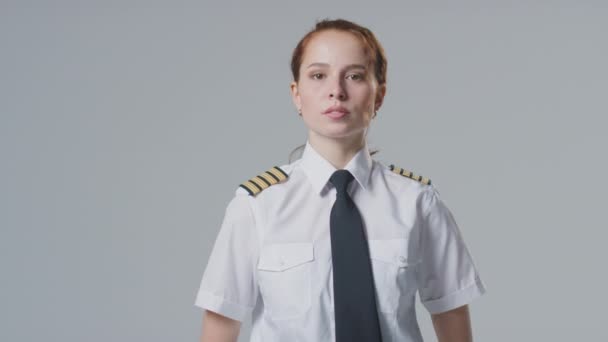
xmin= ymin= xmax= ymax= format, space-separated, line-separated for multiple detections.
xmin=329 ymin=169 xmax=354 ymax=194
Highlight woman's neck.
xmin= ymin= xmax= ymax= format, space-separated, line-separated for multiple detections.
xmin=307 ymin=133 xmax=366 ymax=169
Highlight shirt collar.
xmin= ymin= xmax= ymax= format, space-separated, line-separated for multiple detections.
xmin=299 ymin=139 xmax=373 ymax=195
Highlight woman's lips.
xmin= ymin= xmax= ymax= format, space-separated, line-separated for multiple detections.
xmin=324 ymin=110 xmax=349 ymax=119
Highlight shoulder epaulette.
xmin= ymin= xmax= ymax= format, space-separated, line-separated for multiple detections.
xmin=238 ymin=166 xmax=289 ymax=196
xmin=389 ymin=164 xmax=432 ymax=185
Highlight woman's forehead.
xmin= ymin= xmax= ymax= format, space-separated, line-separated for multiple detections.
xmin=302 ymin=30 xmax=369 ymax=67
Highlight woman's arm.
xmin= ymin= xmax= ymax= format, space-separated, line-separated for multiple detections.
xmin=430 ymin=304 xmax=473 ymax=342
xmin=200 ymin=310 xmax=241 ymax=342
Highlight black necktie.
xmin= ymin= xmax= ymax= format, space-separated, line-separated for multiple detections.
xmin=329 ymin=169 xmax=383 ymax=342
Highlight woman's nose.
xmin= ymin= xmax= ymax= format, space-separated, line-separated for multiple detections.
xmin=329 ymin=79 xmax=347 ymax=100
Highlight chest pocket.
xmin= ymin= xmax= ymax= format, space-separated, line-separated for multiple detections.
xmin=256 ymin=242 xmax=314 ymax=320
xmin=368 ymin=238 xmax=418 ymax=314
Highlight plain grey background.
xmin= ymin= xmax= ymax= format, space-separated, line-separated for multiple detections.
xmin=1 ymin=1 xmax=607 ymax=341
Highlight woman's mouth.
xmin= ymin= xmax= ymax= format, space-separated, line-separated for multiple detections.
xmin=323 ymin=105 xmax=350 ymax=119
xmin=324 ymin=111 xmax=349 ymax=119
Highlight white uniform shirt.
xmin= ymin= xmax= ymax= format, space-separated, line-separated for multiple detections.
xmin=194 ymin=140 xmax=486 ymax=341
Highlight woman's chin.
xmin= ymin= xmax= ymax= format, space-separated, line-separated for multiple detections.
xmin=310 ymin=127 xmax=365 ymax=140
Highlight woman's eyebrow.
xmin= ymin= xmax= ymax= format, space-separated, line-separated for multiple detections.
xmin=306 ymin=62 xmax=367 ymax=70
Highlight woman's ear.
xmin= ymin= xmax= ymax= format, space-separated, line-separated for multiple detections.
xmin=374 ymin=84 xmax=387 ymax=112
xmin=290 ymin=81 xmax=301 ymax=112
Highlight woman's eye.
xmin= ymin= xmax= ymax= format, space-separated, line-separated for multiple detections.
xmin=310 ymin=73 xmax=364 ymax=80
xmin=348 ymin=73 xmax=363 ymax=81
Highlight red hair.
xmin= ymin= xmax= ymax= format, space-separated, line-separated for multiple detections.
xmin=290 ymin=18 xmax=387 ymax=86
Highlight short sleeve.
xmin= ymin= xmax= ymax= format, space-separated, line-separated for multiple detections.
xmin=193 ymin=193 xmax=260 ymax=322
xmin=415 ymin=185 xmax=486 ymax=314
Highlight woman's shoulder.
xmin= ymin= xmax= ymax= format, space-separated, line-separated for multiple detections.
xmin=373 ymin=159 xmax=441 ymax=208
xmin=234 ymin=161 xmax=296 ymax=197
xmin=373 ymin=159 xmax=433 ymax=186
xmin=382 ymin=161 xmax=432 ymax=186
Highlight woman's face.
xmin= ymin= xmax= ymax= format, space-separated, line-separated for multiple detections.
xmin=290 ymin=30 xmax=385 ymax=142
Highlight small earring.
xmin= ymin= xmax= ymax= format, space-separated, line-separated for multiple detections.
xmin=298 ymin=109 xmax=302 ymax=116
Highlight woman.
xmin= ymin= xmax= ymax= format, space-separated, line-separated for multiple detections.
xmin=195 ymin=18 xmax=486 ymax=342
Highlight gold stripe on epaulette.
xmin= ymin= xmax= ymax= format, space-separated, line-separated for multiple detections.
xmin=239 ymin=166 xmax=289 ymax=196
xmin=388 ymin=164 xmax=432 ymax=185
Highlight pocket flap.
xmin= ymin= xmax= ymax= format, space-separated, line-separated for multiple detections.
xmin=368 ymin=238 xmax=412 ymax=267
xmin=258 ymin=242 xmax=314 ymax=272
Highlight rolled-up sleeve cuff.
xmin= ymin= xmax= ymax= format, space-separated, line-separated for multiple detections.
xmin=422 ymin=276 xmax=487 ymax=314
xmin=194 ymin=290 xmax=253 ymax=322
